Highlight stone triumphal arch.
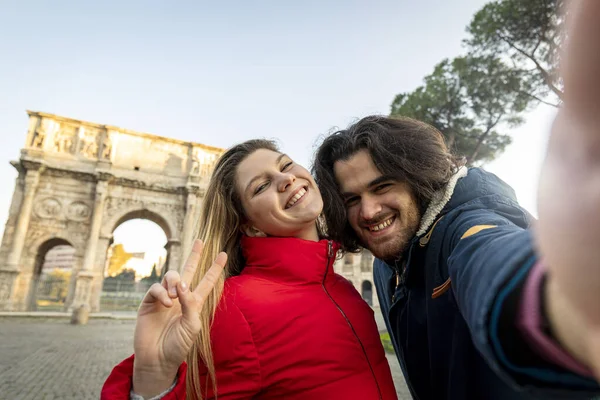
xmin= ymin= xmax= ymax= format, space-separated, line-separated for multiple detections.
xmin=0 ymin=111 xmax=223 ymax=311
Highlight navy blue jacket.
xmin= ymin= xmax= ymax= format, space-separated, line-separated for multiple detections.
xmin=374 ymin=168 xmax=599 ymax=399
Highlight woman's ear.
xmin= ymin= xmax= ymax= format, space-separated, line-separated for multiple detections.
xmin=241 ymin=224 xmax=267 ymax=238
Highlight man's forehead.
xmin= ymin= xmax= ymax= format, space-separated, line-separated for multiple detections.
xmin=333 ymin=150 xmax=383 ymax=191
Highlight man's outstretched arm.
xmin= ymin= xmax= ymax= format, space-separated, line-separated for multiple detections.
xmin=537 ymin=0 xmax=600 ymax=382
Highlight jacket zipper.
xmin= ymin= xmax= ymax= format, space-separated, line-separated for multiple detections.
xmin=388 ymin=239 xmax=421 ymax=400
xmin=322 ymin=241 xmax=383 ymax=400
xmin=391 ymin=266 xmax=406 ymax=303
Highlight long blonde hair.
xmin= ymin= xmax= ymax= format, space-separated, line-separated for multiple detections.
xmin=186 ymin=139 xmax=279 ymax=399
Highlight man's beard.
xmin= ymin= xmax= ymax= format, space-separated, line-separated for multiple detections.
xmin=361 ymin=219 xmax=419 ymax=265
xmin=364 ymin=231 xmax=413 ymax=264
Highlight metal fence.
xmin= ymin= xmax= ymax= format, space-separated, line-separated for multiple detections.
xmin=31 ymin=275 xmax=156 ymax=312
xmin=99 ymin=279 xmax=155 ymax=312
xmin=34 ymin=275 xmax=70 ymax=311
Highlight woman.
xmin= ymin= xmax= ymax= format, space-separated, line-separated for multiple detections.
xmin=101 ymin=139 xmax=397 ymax=399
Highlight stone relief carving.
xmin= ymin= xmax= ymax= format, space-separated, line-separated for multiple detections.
xmin=101 ymin=135 xmax=112 ymax=160
xmin=30 ymin=118 xmax=57 ymax=149
xmin=191 ymin=148 xmax=219 ymax=177
xmin=24 ymin=221 xmax=87 ymax=256
xmin=35 ymin=197 xmax=62 ymax=219
xmin=79 ymin=131 xmax=99 ymax=159
xmin=24 ymin=227 xmax=48 ymax=255
xmin=67 ymin=201 xmax=92 ymax=222
xmin=104 ymin=197 xmax=142 ymax=219
xmin=53 ymin=126 xmax=76 ymax=154
xmin=191 ymin=158 xmax=200 ymax=175
xmin=31 ymin=130 xmax=45 ymax=148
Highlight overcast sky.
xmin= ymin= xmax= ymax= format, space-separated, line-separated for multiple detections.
xmin=0 ymin=0 xmax=554 ymax=246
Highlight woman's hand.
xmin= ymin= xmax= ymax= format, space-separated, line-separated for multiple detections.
xmin=131 ymin=240 xmax=227 ymax=397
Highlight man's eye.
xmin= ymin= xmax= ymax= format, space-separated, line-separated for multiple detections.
xmin=345 ymin=197 xmax=359 ymax=207
xmin=255 ymin=182 xmax=269 ymax=195
xmin=374 ymin=184 xmax=391 ymax=192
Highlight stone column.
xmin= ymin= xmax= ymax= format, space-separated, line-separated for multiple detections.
xmin=70 ymin=179 xmax=109 ymax=310
xmin=165 ymin=239 xmax=182 ymax=273
xmin=89 ymin=233 xmax=113 ymax=312
xmin=5 ymin=164 xmax=42 ymax=270
xmin=0 ymin=163 xmax=42 ymax=310
xmin=83 ymin=180 xmax=109 ymax=272
xmin=180 ymin=185 xmax=200 ymax=267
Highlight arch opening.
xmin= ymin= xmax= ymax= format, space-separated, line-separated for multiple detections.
xmin=29 ymin=238 xmax=75 ymax=311
xmin=101 ymin=217 xmax=168 ymax=311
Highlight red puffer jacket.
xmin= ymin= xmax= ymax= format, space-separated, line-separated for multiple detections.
xmin=101 ymin=236 xmax=397 ymax=399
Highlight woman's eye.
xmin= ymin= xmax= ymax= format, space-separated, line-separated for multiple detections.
xmin=255 ymin=182 xmax=269 ymax=195
xmin=282 ymin=161 xmax=293 ymax=171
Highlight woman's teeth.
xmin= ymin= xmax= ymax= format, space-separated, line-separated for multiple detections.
xmin=286 ymin=188 xmax=307 ymax=208
xmin=369 ymin=217 xmax=394 ymax=232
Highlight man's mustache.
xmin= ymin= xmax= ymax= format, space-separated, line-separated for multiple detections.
xmin=360 ymin=213 xmax=396 ymax=228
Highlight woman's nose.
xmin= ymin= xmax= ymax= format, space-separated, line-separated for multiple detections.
xmin=278 ymin=173 xmax=296 ymax=192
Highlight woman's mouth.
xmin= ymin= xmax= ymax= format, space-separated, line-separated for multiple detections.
xmin=286 ymin=187 xmax=307 ymax=209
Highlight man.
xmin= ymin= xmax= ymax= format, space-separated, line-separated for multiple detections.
xmin=312 ymin=2 xmax=600 ymax=398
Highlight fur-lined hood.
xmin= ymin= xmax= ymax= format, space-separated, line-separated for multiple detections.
xmin=416 ymin=166 xmax=468 ymax=237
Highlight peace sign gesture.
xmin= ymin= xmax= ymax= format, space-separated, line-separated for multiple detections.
xmin=131 ymin=240 xmax=227 ymax=398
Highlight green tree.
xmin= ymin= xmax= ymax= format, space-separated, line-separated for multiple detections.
xmin=47 ymin=268 xmax=71 ymax=301
xmin=391 ymin=56 xmax=531 ymax=164
xmin=465 ymin=0 xmax=565 ymax=105
xmin=140 ymin=264 xmax=160 ymax=290
xmin=103 ymin=268 xmax=136 ymax=292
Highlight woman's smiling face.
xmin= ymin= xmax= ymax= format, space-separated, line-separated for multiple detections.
xmin=236 ymin=149 xmax=323 ymax=241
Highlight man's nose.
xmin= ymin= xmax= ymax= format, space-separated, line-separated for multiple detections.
xmin=360 ymin=196 xmax=382 ymax=221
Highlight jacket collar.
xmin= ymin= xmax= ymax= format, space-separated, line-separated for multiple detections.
xmin=416 ymin=166 xmax=468 ymax=237
xmin=241 ymin=236 xmax=340 ymax=285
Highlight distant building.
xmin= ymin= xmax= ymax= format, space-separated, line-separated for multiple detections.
xmin=333 ymin=250 xmax=378 ymax=308
xmin=41 ymin=245 xmax=75 ymax=273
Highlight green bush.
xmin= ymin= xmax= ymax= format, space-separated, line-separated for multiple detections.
xmin=380 ymin=332 xmax=395 ymax=354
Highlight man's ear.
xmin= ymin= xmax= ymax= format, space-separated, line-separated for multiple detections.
xmin=241 ymin=224 xmax=267 ymax=238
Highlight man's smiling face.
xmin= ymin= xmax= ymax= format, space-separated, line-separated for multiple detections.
xmin=334 ymin=149 xmax=421 ymax=262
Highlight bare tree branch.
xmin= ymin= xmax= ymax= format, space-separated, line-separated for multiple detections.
xmin=518 ymin=90 xmax=560 ymax=108
xmin=498 ymin=33 xmax=564 ymax=99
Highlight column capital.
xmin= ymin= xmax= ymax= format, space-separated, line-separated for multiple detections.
xmin=21 ymin=160 xmax=44 ymax=172
xmin=97 ymin=171 xmax=114 ymax=183
xmin=95 ymin=180 xmax=110 ymax=197
xmin=164 ymin=238 xmax=181 ymax=249
xmin=185 ymin=185 xmax=203 ymax=196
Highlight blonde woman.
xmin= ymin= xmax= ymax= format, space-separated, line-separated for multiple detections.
xmin=102 ymin=139 xmax=397 ymax=400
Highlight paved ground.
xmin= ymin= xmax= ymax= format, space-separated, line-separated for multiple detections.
xmin=0 ymin=317 xmax=411 ymax=399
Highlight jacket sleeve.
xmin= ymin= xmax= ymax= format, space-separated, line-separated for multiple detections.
xmin=443 ymin=208 xmax=600 ymax=397
xmin=100 ymin=300 xmax=261 ymax=399
xmin=198 ymin=296 xmax=262 ymax=399
xmin=100 ymin=355 xmax=187 ymax=400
